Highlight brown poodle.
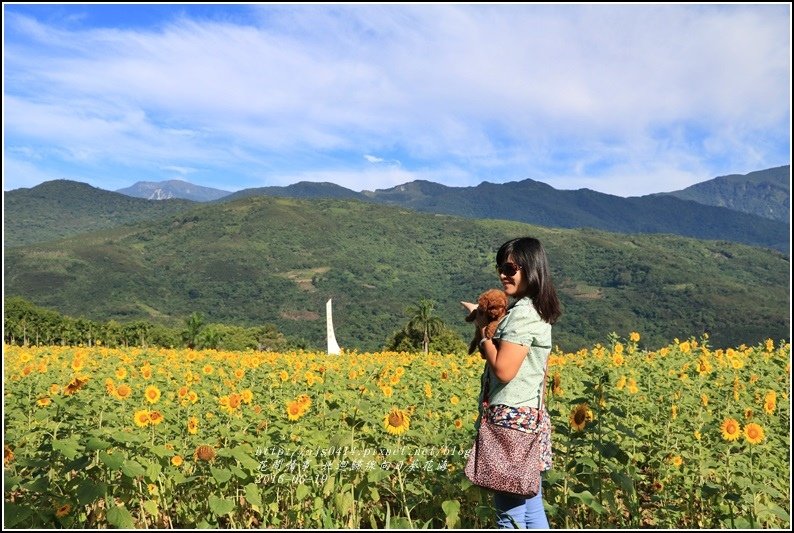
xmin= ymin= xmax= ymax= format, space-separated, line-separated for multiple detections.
xmin=462 ymin=289 xmax=509 ymax=354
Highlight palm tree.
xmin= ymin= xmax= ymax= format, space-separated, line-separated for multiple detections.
xmin=406 ymin=299 xmax=444 ymax=355
xmin=183 ymin=312 xmax=205 ymax=349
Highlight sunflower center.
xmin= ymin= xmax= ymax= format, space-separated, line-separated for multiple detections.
xmin=574 ymin=410 xmax=587 ymax=425
xmin=388 ymin=412 xmax=405 ymax=427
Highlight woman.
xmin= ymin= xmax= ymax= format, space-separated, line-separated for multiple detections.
xmin=474 ymin=237 xmax=561 ymax=529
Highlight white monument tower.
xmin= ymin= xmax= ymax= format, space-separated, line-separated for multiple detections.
xmin=326 ymin=298 xmax=341 ymax=354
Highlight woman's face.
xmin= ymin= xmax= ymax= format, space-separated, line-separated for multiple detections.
xmin=498 ymin=254 xmax=529 ymax=298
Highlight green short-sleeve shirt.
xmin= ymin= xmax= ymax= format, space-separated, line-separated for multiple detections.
xmin=478 ymin=296 xmax=552 ymax=413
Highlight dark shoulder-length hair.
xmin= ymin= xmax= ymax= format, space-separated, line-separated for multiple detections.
xmin=496 ymin=237 xmax=562 ymax=325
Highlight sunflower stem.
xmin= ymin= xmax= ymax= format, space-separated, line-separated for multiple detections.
xmin=749 ymin=447 xmax=756 ymax=528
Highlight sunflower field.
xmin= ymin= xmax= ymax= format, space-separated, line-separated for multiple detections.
xmin=3 ymin=334 xmax=790 ymax=528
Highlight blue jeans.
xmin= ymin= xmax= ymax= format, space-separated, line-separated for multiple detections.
xmin=494 ymin=483 xmax=549 ymax=529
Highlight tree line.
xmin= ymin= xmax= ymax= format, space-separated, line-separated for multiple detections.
xmin=3 ymin=297 xmax=470 ymax=354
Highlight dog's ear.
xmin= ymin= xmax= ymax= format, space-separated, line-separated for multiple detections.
xmin=465 ymin=309 xmax=478 ymax=322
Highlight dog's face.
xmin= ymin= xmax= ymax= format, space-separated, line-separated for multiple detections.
xmin=478 ymin=289 xmax=508 ymax=320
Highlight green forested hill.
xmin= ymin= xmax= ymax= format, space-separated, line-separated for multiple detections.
xmin=3 ymin=195 xmax=789 ymax=352
xmin=4 ymin=180 xmax=196 ymax=247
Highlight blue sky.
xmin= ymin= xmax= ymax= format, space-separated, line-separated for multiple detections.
xmin=3 ymin=3 xmax=791 ymax=196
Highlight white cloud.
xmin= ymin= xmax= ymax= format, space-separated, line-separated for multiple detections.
xmin=364 ymin=155 xmax=385 ymax=164
xmin=2 ymin=4 xmax=790 ymax=195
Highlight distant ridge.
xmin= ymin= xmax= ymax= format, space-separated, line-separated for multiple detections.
xmin=654 ymin=165 xmax=790 ymax=223
xmin=6 ymin=166 xmax=789 ymax=252
xmin=220 ymin=171 xmax=789 ymax=253
xmin=116 ymin=179 xmax=231 ymax=202
xmin=4 ymin=180 xmax=195 ymax=247
xmin=220 ymin=181 xmax=363 ymax=202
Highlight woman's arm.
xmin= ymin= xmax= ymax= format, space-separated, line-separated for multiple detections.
xmin=479 ymin=335 xmax=528 ymax=383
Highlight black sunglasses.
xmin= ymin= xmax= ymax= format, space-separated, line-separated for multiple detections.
xmin=496 ymin=262 xmax=521 ymax=277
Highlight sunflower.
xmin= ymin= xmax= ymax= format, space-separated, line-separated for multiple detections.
xmin=141 ymin=366 xmax=153 ymax=380
xmin=296 ymin=394 xmax=312 ymax=411
xmin=627 ymin=379 xmax=639 ymax=395
xmin=149 ymin=411 xmax=164 ymax=425
xmin=700 ymin=394 xmax=709 ymax=407
xmin=55 ymin=503 xmax=72 ymax=518
xmin=551 ymin=373 xmax=563 ymax=396
xmin=115 ymin=367 xmax=128 ymax=380
xmin=612 ymin=353 xmax=624 ymax=366
xmin=670 ymin=455 xmax=683 ymax=468
xmin=187 ymin=391 xmax=198 ymax=404
xmin=384 ymin=408 xmax=411 ymax=435
xmin=228 ymin=393 xmax=242 ymax=410
xmin=629 ymin=331 xmax=640 ymax=342
xmin=187 ymin=416 xmax=199 ymax=434
xmin=195 ymin=445 xmax=216 ymax=461
xmin=64 ymin=376 xmax=88 ymax=395
xmin=49 ymin=384 xmax=60 ymax=395
xmin=744 ymin=423 xmax=764 ymax=445
xmin=763 ymin=398 xmax=775 ymax=415
xmin=241 ymin=389 xmax=253 ymax=404
xmin=134 ymin=410 xmax=151 ymax=428
xmin=144 ymin=385 xmax=161 ymax=404
xmin=697 ymin=357 xmax=712 ymax=376
xmin=349 ymin=370 xmax=359 ymax=380
xmin=381 ymin=385 xmax=394 ymax=398
xmin=37 ymin=397 xmax=52 ymax=407
xmin=615 ymin=375 xmax=627 ymax=390
xmin=115 ymin=384 xmax=132 ymax=400
xmin=177 ymin=386 xmax=189 ymax=399
xmin=171 ymin=455 xmax=184 ymax=467
xmin=234 ymin=368 xmax=245 ymax=380
xmin=569 ymin=403 xmax=592 ymax=431
xmin=720 ymin=418 xmax=741 ymax=441
xmin=454 ymin=419 xmax=464 ymax=429
xmin=286 ymin=400 xmax=304 ymax=421
xmin=424 ymin=382 xmax=433 ymax=399
xmin=279 ymin=370 xmax=289 ymax=382
xmin=450 ymin=395 xmax=460 ymax=405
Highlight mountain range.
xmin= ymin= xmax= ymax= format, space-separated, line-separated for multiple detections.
xmin=3 ymin=194 xmax=789 ymax=351
xmin=115 ymin=179 xmax=230 ymax=202
xmin=3 ymin=166 xmax=789 ymax=351
xmin=8 ymin=166 xmax=789 ymax=252
xmin=655 ymin=166 xmax=789 ymax=223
